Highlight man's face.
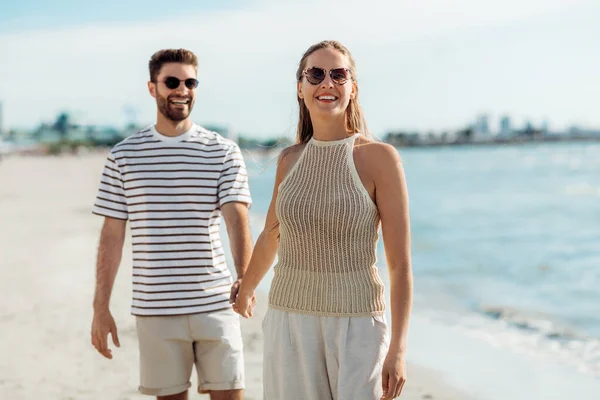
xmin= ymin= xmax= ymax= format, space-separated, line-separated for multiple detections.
xmin=149 ymin=63 xmax=197 ymax=121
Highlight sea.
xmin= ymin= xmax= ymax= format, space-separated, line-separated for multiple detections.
xmin=226 ymin=140 xmax=600 ymax=400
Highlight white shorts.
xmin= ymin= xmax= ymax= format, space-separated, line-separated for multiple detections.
xmin=262 ymin=307 xmax=389 ymax=400
xmin=135 ymin=308 xmax=244 ymax=396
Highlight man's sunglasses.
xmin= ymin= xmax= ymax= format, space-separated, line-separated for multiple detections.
xmin=155 ymin=76 xmax=199 ymax=90
xmin=302 ymin=67 xmax=352 ymax=85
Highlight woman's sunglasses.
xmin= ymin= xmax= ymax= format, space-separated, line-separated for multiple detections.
xmin=156 ymin=76 xmax=199 ymax=90
xmin=302 ymin=67 xmax=352 ymax=85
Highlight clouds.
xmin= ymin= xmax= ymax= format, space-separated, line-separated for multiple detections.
xmin=0 ymin=0 xmax=598 ymax=136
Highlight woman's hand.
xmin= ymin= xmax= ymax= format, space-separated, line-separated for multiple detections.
xmin=232 ymin=287 xmax=256 ymax=318
xmin=380 ymin=349 xmax=407 ymax=399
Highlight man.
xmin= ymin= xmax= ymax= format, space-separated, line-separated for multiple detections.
xmin=90 ymin=48 xmax=253 ymax=400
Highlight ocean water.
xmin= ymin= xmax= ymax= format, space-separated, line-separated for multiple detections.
xmin=230 ymin=141 xmax=600 ymax=398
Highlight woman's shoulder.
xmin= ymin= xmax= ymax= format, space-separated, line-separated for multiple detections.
xmin=278 ymin=143 xmax=306 ymax=166
xmin=275 ymin=143 xmax=307 ymax=179
xmin=279 ymin=142 xmax=305 ymax=159
xmin=354 ymin=135 xmax=401 ymax=170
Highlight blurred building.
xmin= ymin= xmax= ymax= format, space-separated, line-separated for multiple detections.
xmin=472 ymin=113 xmax=491 ymax=142
xmin=475 ymin=114 xmax=490 ymax=135
xmin=524 ymin=120 xmax=535 ymax=134
xmin=499 ymin=115 xmax=512 ymax=136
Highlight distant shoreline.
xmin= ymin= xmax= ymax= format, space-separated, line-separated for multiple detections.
xmin=1 ymin=134 xmax=598 ymax=159
xmin=384 ymin=134 xmax=600 ymax=149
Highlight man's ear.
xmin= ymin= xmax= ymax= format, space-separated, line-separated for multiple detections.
xmin=148 ymin=81 xmax=157 ymax=98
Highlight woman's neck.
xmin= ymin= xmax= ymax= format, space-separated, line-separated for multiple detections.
xmin=311 ymin=115 xmax=349 ymax=141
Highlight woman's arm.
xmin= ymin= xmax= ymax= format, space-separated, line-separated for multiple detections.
xmin=371 ymin=143 xmax=413 ymax=399
xmin=233 ymin=146 xmax=299 ymax=318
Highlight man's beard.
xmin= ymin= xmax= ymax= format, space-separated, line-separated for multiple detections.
xmin=156 ymin=92 xmax=194 ymax=122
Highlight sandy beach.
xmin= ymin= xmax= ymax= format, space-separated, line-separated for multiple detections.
xmin=0 ymin=152 xmax=471 ymax=400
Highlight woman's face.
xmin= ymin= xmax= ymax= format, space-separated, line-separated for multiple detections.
xmin=298 ymin=48 xmax=356 ymax=122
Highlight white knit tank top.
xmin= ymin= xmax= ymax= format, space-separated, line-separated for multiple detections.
xmin=268 ymin=134 xmax=386 ymax=316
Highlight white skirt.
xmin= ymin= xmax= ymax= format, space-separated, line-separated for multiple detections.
xmin=262 ymin=307 xmax=389 ymax=400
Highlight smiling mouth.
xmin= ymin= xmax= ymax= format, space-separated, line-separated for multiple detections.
xmin=170 ymin=99 xmax=190 ymax=105
xmin=317 ymin=95 xmax=338 ymax=101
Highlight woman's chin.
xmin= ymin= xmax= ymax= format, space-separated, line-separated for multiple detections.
xmin=310 ymin=107 xmax=345 ymax=120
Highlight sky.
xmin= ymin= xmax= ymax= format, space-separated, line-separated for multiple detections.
xmin=0 ymin=0 xmax=599 ymax=138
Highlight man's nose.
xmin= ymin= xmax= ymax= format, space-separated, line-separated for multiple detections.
xmin=174 ymin=83 xmax=190 ymax=95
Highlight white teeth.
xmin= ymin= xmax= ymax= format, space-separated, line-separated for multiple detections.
xmin=318 ymin=95 xmax=336 ymax=101
xmin=171 ymin=100 xmax=188 ymax=104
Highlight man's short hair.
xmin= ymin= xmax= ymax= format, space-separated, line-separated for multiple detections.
xmin=149 ymin=49 xmax=198 ymax=82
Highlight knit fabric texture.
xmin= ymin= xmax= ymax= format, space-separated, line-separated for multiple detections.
xmin=268 ymin=134 xmax=386 ymax=316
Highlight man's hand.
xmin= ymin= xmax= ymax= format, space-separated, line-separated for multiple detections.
xmin=91 ymin=309 xmax=120 ymax=359
xmin=229 ymin=278 xmax=243 ymax=304
xmin=381 ymin=350 xmax=407 ymax=399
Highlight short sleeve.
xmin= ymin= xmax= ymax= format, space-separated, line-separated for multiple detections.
xmin=92 ymin=151 xmax=128 ymax=220
xmin=217 ymin=143 xmax=252 ymax=208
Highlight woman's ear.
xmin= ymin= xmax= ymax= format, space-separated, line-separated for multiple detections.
xmin=350 ymin=80 xmax=357 ymax=100
xmin=297 ymin=81 xmax=304 ymax=99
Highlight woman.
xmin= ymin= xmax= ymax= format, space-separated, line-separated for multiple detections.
xmin=233 ymin=40 xmax=412 ymax=400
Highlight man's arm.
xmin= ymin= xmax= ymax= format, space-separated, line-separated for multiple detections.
xmin=91 ymin=216 xmax=126 ymax=359
xmin=221 ymin=202 xmax=253 ymax=302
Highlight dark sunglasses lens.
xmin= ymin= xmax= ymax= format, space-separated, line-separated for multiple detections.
xmin=184 ymin=79 xmax=198 ymax=89
xmin=330 ymin=68 xmax=350 ymax=83
xmin=306 ymin=68 xmax=325 ymax=85
xmin=164 ymin=77 xmax=180 ymax=89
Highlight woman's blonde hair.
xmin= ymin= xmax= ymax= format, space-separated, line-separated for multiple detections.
xmin=295 ymin=40 xmax=370 ymax=144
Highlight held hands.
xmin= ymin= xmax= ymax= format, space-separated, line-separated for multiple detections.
xmin=229 ymin=278 xmax=244 ymax=305
xmin=381 ymin=349 xmax=407 ymax=399
xmin=91 ymin=309 xmax=120 ymax=359
xmin=230 ymin=279 xmax=256 ymax=318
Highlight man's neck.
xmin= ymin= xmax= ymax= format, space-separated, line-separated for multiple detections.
xmin=154 ymin=116 xmax=193 ymax=137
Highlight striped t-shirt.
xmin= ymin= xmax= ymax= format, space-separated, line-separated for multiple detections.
xmin=92 ymin=124 xmax=252 ymax=316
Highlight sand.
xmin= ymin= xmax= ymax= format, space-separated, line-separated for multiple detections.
xmin=0 ymin=151 xmax=471 ymax=399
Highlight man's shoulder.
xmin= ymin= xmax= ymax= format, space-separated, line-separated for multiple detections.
xmin=109 ymin=126 xmax=155 ymax=154
xmin=189 ymin=125 xmax=239 ymax=151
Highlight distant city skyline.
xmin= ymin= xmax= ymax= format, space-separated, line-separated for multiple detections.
xmin=1 ymin=0 xmax=599 ymax=138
